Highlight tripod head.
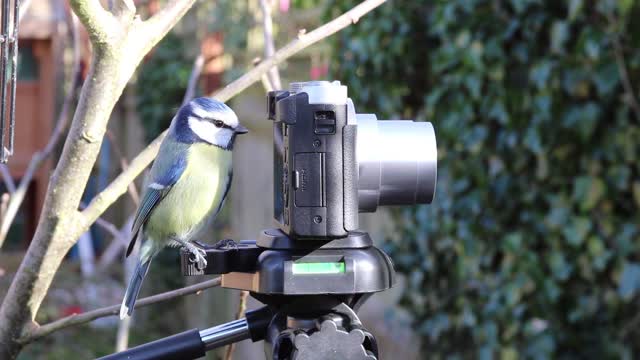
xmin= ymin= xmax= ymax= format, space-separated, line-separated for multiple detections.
xmin=100 ymin=81 xmax=437 ymax=359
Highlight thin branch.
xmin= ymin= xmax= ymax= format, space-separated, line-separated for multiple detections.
xmin=110 ymin=0 xmax=136 ymax=21
xmin=105 ymin=130 xmax=140 ymax=205
xmin=214 ymin=0 xmax=386 ymax=100
xmin=69 ymin=0 xmax=120 ymax=45
xmin=224 ymin=291 xmax=249 ymax=360
xmin=182 ymin=54 xmax=205 ymax=105
xmin=82 ymin=132 xmax=164 ymax=225
xmin=80 ymin=0 xmax=387 ymax=225
xmin=0 ymin=193 xmax=9 ymax=222
xmin=0 ymin=165 xmax=15 ymax=193
xmin=94 ymin=216 xmax=125 ymax=242
xmin=0 ymin=11 xmax=83 ymax=250
xmin=78 ymin=201 xmax=126 ymax=246
xmin=259 ymin=0 xmax=281 ymax=90
xmin=18 ymin=277 xmax=221 ymax=344
xmin=139 ymin=0 xmax=198 ymax=53
xmin=253 ymin=57 xmax=274 ymax=92
xmin=97 ymin=216 xmax=133 ymax=272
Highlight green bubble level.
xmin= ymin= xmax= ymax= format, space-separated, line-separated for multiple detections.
xmin=292 ymin=262 xmax=345 ymax=274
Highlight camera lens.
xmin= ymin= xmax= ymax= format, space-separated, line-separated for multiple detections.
xmin=356 ymin=114 xmax=437 ymax=212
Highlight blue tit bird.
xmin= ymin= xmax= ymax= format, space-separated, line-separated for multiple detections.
xmin=119 ymin=97 xmax=248 ymax=319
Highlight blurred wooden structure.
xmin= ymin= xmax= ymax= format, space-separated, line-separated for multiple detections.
xmin=4 ymin=0 xmax=64 ymax=247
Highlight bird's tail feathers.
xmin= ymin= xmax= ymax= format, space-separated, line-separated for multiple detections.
xmin=119 ymin=257 xmax=152 ymax=319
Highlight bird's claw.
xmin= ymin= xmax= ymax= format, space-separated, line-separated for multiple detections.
xmin=188 ymin=246 xmax=208 ymax=270
xmin=212 ymin=238 xmax=237 ymax=250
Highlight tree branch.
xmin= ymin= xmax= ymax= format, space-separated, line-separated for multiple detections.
xmin=69 ymin=0 xmax=120 ymax=45
xmin=0 ymin=165 xmax=15 ymax=193
xmin=17 ymin=277 xmax=221 ymax=344
xmin=259 ymin=0 xmax=281 ymax=90
xmin=182 ymin=54 xmax=205 ymax=105
xmin=82 ymin=132 xmax=164 ymax=225
xmin=105 ymin=130 xmax=140 ymax=205
xmin=80 ymin=0 xmax=387 ymax=224
xmin=253 ymin=57 xmax=274 ymax=92
xmin=214 ymin=0 xmax=385 ymax=100
xmin=138 ymin=0 xmax=198 ymax=54
xmin=95 ymin=216 xmax=125 ymax=242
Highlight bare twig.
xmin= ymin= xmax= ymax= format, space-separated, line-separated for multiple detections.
xmin=213 ymin=0 xmax=385 ymax=100
xmin=17 ymin=277 xmax=221 ymax=344
xmin=97 ymin=216 xmax=133 ymax=272
xmin=0 ymin=165 xmax=15 ymax=193
xmin=224 ymin=291 xmax=249 ymax=360
xmin=259 ymin=0 xmax=281 ymax=90
xmin=0 ymin=193 xmax=9 ymax=221
xmin=105 ymin=130 xmax=140 ymax=205
xmin=0 ymin=11 xmax=83 ymax=250
xmin=253 ymin=57 xmax=274 ymax=92
xmin=81 ymin=0 xmax=387 ymax=226
xmin=78 ymin=201 xmax=126 ymax=247
xmin=183 ymin=54 xmax=205 ymax=105
xmin=82 ymin=132 xmax=164 ymax=226
xmin=94 ymin=216 xmax=125 ymax=242
xmin=139 ymin=0 xmax=198 ymax=53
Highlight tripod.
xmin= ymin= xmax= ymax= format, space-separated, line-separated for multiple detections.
xmin=100 ymin=229 xmax=395 ymax=360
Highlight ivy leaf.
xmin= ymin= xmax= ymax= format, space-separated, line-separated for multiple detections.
xmin=562 ymin=217 xmax=592 ymax=246
xmin=561 ymin=103 xmax=601 ymax=141
xmin=550 ymin=251 xmax=572 ymax=281
xmin=618 ymin=262 xmax=640 ymax=300
xmin=618 ymin=0 xmax=634 ymax=15
xmin=573 ymin=176 xmax=605 ymax=211
xmin=551 ymin=21 xmax=569 ymax=54
xmin=530 ymin=61 xmax=553 ymax=90
xmin=592 ymin=62 xmax=620 ymax=95
xmin=569 ymin=0 xmax=583 ymax=20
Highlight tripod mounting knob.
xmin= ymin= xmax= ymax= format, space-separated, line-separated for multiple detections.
xmin=292 ymin=320 xmax=376 ymax=360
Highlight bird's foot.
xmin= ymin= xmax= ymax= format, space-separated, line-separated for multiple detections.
xmin=186 ymin=244 xmax=208 ymax=270
xmin=212 ymin=238 xmax=237 ymax=250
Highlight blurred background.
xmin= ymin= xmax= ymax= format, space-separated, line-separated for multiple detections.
xmin=1 ymin=0 xmax=640 ymax=358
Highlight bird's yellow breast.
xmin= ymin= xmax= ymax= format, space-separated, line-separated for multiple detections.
xmin=145 ymin=143 xmax=232 ymax=242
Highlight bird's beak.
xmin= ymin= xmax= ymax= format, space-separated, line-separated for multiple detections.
xmin=235 ymin=124 xmax=249 ymax=134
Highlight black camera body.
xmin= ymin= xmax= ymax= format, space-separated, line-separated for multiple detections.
xmin=268 ymin=88 xmax=358 ymax=239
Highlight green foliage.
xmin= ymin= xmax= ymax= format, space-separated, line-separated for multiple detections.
xmin=328 ymin=0 xmax=640 ymax=357
xmin=136 ymin=33 xmax=194 ymax=141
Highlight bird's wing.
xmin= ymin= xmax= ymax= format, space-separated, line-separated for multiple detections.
xmin=126 ymin=150 xmax=187 ymax=257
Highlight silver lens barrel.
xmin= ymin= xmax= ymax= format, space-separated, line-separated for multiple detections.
xmin=356 ymin=114 xmax=437 ymax=212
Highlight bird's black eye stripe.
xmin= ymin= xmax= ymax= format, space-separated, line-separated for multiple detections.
xmin=209 ymin=119 xmax=234 ymax=130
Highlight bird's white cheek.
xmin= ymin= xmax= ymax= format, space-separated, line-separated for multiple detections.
xmin=188 ymin=117 xmax=219 ymax=144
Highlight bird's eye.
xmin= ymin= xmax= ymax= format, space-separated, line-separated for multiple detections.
xmin=213 ymin=120 xmax=224 ymax=128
